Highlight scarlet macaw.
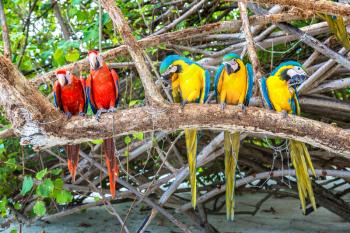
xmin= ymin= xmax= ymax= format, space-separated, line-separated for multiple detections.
xmin=261 ymin=61 xmax=316 ymax=213
xmin=160 ymin=55 xmax=210 ymax=209
xmin=214 ymin=53 xmax=254 ymax=221
xmin=53 ymin=69 xmax=87 ymax=182
xmin=86 ymin=50 xmax=120 ymax=198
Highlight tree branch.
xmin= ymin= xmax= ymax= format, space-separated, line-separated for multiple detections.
xmin=0 ymin=0 xmax=11 ymax=59
xmin=100 ymin=0 xmax=165 ymax=106
xmin=51 ymin=0 xmax=71 ymax=40
xmin=30 ymin=13 xmax=308 ymax=86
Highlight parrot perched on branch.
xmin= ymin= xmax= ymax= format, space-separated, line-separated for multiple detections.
xmin=86 ymin=50 xmax=120 ymax=198
xmin=53 ymin=69 xmax=87 ymax=182
xmin=261 ymin=61 xmax=317 ymax=213
xmin=214 ymin=53 xmax=254 ymax=221
xmin=159 ymin=55 xmax=210 ymax=209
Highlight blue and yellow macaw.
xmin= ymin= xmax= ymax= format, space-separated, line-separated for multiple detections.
xmin=261 ymin=61 xmax=316 ymax=213
xmin=214 ymin=53 xmax=254 ymax=221
xmin=159 ymin=55 xmax=210 ymax=209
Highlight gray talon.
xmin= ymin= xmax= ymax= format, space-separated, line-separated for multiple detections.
xmin=220 ymin=103 xmax=226 ymax=110
xmin=107 ymin=107 xmax=116 ymax=113
xmin=79 ymin=112 xmax=85 ymax=117
xmin=65 ymin=112 xmax=72 ymax=119
xmin=238 ymin=104 xmax=246 ymax=113
xmin=281 ymin=110 xmax=288 ymax=118
xmin=95 ymin=109 xmax=107 ymax=121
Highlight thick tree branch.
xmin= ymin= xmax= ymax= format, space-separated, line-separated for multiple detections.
xmin=249 ymin=4 xmax=350 ymax=69
xmin=51 ymin=0 xmax=71 ymax=40
xmin=100 ymin=0 xmax=165 ymax=106
xmin=0 ymin=128 xmax=15 ymax=139
xmin=238 ymin=0 xmax=263 ymax=96
xmin=30 ymin=13 xmax=308 ymax=86
xmin=249 ymin=0 xmax=350 ymax=17
xmin=0 ymin=0 xmax=11 ymax=59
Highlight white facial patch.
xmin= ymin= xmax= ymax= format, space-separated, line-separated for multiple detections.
xmin=66 ymin=71 xmax=72 ymax=84
xmin=88 ymin=53 xmax=98 ymax=68
xmin=57 ymin=74 xmax=66 ymax=86
xmin=286 ymin=68 xmax=298 ymax=78
xmin=293 ymin=66 xmax=307 ymax=75
xmin=163 ymin=65 xmax=178 ymax=76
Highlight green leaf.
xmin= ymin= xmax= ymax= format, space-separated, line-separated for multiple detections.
xmin=36 ymin=168 xmax=48 ymax=180
xmin=65 ymin=49 xmax=80 ymax=62
xmin=14 ymin=202 xmax=21 ymax=210
xmin=36 ymin=179 xmax=54 ymax=197
xmin=132 ymin=132 xmax=144 ymax=141
xmin=10 ymin=229 xmax=17 ymax=233
xmin=124 ymin=136 xmax=131 ymax=145
xmin=55 ymin=190 xmax=73 ymax=204
xmin=51 ymin=168 xmax=62 ymax=176
xmin=53 ymin=48 xmax=65 ymax=67
xmin=33 ymin=201 xmax=46 ymax=217
xmin=20 ymin=176 xmax=33 ymax=196
xmin=91 ymin=139 xmax=104 ymax=145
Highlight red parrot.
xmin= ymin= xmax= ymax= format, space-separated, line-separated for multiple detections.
xmin=86 ymin=50 xmax=120 ymax=198
xmin=53 ymin=69 xmax=86 ymax=182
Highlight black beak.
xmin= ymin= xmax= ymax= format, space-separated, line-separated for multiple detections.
xmin=94 ymin=59 xmax=101 ymax=70
xmin=225 ymin=63 xmax=234 ymax=75
xmin=288 ymin=74 xmax=307 ymax=88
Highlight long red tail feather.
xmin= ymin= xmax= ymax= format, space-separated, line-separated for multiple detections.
xmin=65 ymin=145 xmax=80 ymax=182
xmin=103 ymin=138 xmax=119 ymax=198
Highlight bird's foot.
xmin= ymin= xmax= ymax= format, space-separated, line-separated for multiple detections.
xmin=220 ymin=103 xmax=226 ymax=111
xmin=65 ymin=112 xmax=72 ymax=119
xmin=107 ymin=107 xmax=117 ymax=113
xmin=181 ymin=100 xmax=188 ymax=109
xmin=95 ymin=109 xmax=108 ymax=121
xmin=281 ymin=110 xmax=288 ymax=118
xmin=238 ymin=104 xmax=247 ymax=113
xmin=78 ymin=112 xmax=85 ymax=117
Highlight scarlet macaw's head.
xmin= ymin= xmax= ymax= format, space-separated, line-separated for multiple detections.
xmin=88 ymin=50 xmax=103 ymax=70
xmin=223 ymin=53 xmax=241 ymax=75
xmin=275 ymin=61 xmax=308 ymax=89
xmin=56 ymin=69 xmax=72 ymax=86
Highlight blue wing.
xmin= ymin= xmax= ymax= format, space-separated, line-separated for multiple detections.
xmin=244 ymin=63 xmax=254 ymax=105
xmin=202 ymin=70 xmax=211 ymax=103
xmin=290 ymin=93 xmax=301 ymax=115
xmin=214 ymin=64 xmax=224 ymax=101
xmin=53 ymin=81 xmax=64 ymax=112
xmin=86 ymin=75 xmax=97 ymax=114
xmin=260 ymin=77 xmax=274 ymax=110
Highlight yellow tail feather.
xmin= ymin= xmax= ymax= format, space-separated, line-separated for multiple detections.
xmin=185 ymin=129 xmax=198 ymax=209
xmin=224 ymin=131 xmax=240 ymax=221
xmin=323 ymin=14 xmax=350 ymax=49
xmin=289 ymin=140 xmax=317 ymax=213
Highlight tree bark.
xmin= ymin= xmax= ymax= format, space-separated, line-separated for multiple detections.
xmin=0 ymin=0 xmax=11 ymax=59
xmin=51 ymin=0 xmax=71 ymax=40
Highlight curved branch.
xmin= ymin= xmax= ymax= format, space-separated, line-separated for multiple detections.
xmin=30 ymin=13 xmax=308 ymax=86
xmin=177 ymin=169 xmax=350 ymax=212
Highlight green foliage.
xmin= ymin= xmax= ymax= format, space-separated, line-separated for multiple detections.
xmin=33 ymin=201 xmax=46 ymax=217
xmin=20 ymin=176 xmax=33 ymax=196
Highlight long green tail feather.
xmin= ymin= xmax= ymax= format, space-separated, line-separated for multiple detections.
xmin=289 ymin=140 xmax=316 ymax=213
xmin=224 ymin=131 xmax=240 ymax=221
xmin=185 ymin=129 xmax=198 ymax=209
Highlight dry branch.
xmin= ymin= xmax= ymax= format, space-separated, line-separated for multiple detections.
xmin=249 ymin=0 xmax=350 ymax=17
xmin=0 ymin=0 xmax=11 ymax=58
xmin=100 ymin=0 xmax=165 ymax=106
xmin=177 ymin=169 xmax=350 ymax=212
xmin=30 ymin=13 xmax=309 ymax=86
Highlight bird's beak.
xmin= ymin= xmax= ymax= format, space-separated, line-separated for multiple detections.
xmin=57 ymin=74 xmax=66 ymax=86
xmin=288 ymin=74 xmax=307 ymax=87
xmin=93 ymin=59 xmax=100 ymax=70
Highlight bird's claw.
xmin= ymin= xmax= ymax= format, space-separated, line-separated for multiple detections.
xmin=238 ymin=104 xmax=246 ymax=113
xmin=220 ymin=103 xmax=226 ymax=110
xmin=95 ymin=109 xmax=107 ymax=121
xmin=281 ymin=110 xmax=288 ymax=118
xmin=65 ymin=112 xmax=72 ymax=119
xmin=107 ymin=107 xmax=117 ymax=113
xmin=181 ymin=100 xmax=188 ymax=109
xmin=78 ymin=112 xmax=85 ymax=117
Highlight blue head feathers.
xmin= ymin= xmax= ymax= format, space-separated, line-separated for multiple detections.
xmin=159 ymin=55 xmax=195 ymax=74
xmin=223 ymin=53 xmax=240 ymax=62
xmin=271 ymin=61 xmax=303 ymax=76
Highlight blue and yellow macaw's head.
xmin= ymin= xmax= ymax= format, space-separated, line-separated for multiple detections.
xmin=271 ymin=61 xmax=308 ymax=89
xmin=222 ymin=53 xmax=243 ymax=75
xmin=159 ymin=55 xmax=194 ymax=78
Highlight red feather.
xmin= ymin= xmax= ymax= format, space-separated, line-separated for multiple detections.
xmin=54 ymin=73 xmax=85 ymax=181
xmin=89 ymin=63 xmax=120 ymax=197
